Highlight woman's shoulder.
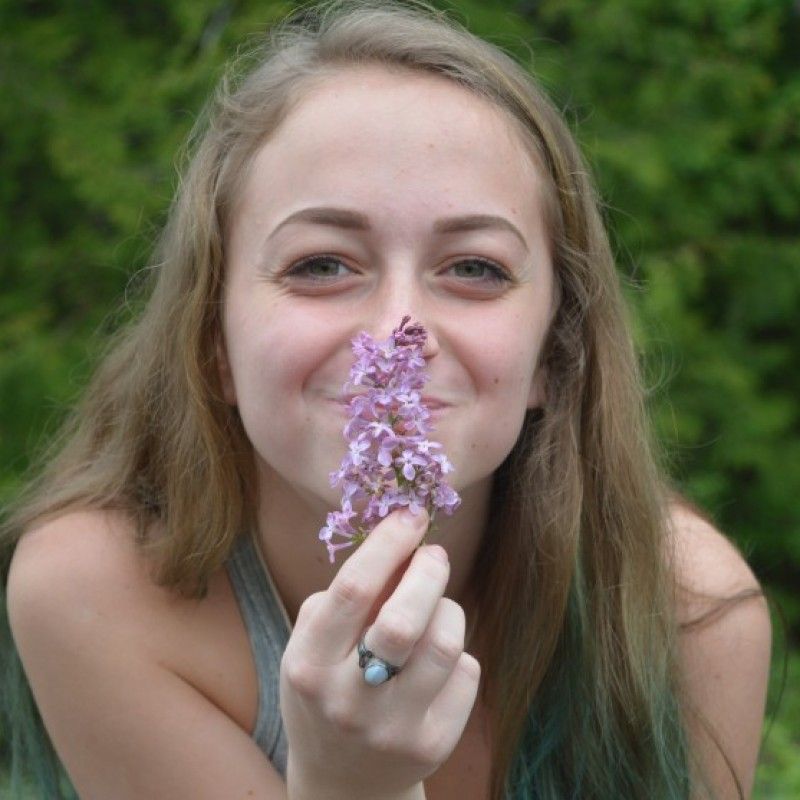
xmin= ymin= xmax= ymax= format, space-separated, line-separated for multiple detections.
xmin=7 ymin=507 xmax=261 ymax=735
xmin=666 ymin=499 xmax=763 ymax=623
xmin=7 ymin=508 xmax=189 ymax=678
xmin=7 ymin=510 xmax=287 ymax=795
xmin=8 ymin=506 xmax=242 ymax=641
xmin=9 ymin=508 xmax=170 ymax=620
xmin=665 ymin=499 xmax=771 ymax=799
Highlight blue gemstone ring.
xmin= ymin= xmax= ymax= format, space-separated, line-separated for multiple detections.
xmin=358 ymin=637 xmax=401 ymax=686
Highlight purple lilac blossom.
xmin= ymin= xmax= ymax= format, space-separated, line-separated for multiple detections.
xmin=319 ymin=315 xmax=461 ymax=563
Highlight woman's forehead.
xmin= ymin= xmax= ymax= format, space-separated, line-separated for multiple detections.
xmin=266 ymin=66 xmax=535 ymax=167
xmin=235 ymin=66 xmax=549 ymax=237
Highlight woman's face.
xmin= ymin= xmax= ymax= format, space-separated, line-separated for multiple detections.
xmin=220 ymin=66 xmax=556 ymax=516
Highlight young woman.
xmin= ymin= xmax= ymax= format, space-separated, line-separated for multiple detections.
xmin=1 ymin=1 xmax=771 ymax=798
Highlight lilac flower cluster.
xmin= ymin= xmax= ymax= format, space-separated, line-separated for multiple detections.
xmin=319 ymin=315 xmax=461 ymax=564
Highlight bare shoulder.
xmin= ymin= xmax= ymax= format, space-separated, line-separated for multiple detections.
xmin=7 ymin=509 xmax=181 ymax=695
xmin=6 ymin=509 xmax=280 ymax=798
xmin=8 ymin=508 xmax=171 ymax=635
xmin=667 ymin=501 xmax=764 ymax=623
xmin=7 ymin=506 xmax=245 ymax=694
xmin=666 ymin=501 xmax=772 ymax=799
xmin=7 ymin=507 xmax=246 ymax=681
xmin=11 ymin=508 xmax=144 ymax=599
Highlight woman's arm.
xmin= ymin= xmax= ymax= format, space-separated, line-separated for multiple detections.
xmin=7 ymin=511 xmax=292 ymax=799
xmin=670 ymin=504 xmax=772 ymax=800
xmin=7 ymin=508 xmax=452 ymax=800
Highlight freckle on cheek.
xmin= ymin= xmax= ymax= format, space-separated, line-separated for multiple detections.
xmin=493 ymin=377 xmax=499 ymax=384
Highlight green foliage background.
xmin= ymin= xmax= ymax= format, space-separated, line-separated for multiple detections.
xmin=1 ymin=0 xmax=798 ymax=795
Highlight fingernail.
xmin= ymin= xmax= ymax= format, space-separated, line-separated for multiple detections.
xmin=399 ymin=507 xmax=427 ymax=528
xmin=426 ymin=544 xmax=448 ymax=563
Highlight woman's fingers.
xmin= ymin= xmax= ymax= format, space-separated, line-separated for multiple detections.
xmin=294 ymin=507 xmax=430 ymax=661
xmin=282 ymin=512 xmax=479 ymax=789
xmin=393 ymin=596 xmax=466 ymax=708
xmin=418 ymin=650 xmax=481 ymax=761
xmin=362 ymin=543 xmax=450 ymax=669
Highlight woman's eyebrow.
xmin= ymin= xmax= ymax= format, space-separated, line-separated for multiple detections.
xmin=264 ymin=205 xmax=529 ymax=252
xmin=435 ymin=213 xmax=529 ymax=252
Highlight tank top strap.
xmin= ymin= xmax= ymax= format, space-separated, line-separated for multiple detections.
xmin=225 ymin=530 xmax=292 ymax=776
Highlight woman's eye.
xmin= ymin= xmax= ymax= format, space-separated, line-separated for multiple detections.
xmin=284 ymin=255 xmax=353 ymax=280
xmin=282 ymin=255 xmax=511 ymax=286
xmin=448 ymin=258 xmax=511 ymax=284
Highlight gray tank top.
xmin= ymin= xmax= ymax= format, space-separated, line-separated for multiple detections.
xmin=225 ymin=530 xmax=293 ymax=777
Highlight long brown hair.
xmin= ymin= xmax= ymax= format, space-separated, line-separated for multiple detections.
xmin=1 ymin=2 xmax=761 ymax=797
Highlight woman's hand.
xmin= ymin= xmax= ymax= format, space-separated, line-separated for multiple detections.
xmin=280 ymin=507 xmax=481 ymax=800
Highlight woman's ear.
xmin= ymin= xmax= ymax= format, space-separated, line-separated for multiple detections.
xmin=215 ymin=333 xmax=237 ymax=406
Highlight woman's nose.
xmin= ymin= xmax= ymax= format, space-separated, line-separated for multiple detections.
xmin=366 ymin=288 xmax=440 ymax=360
xmin=369 ymin=315 xmax=440 ymax=359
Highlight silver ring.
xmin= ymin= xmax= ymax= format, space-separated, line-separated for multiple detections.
xmin=358 ymin=637 xmax=401 ymax=686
